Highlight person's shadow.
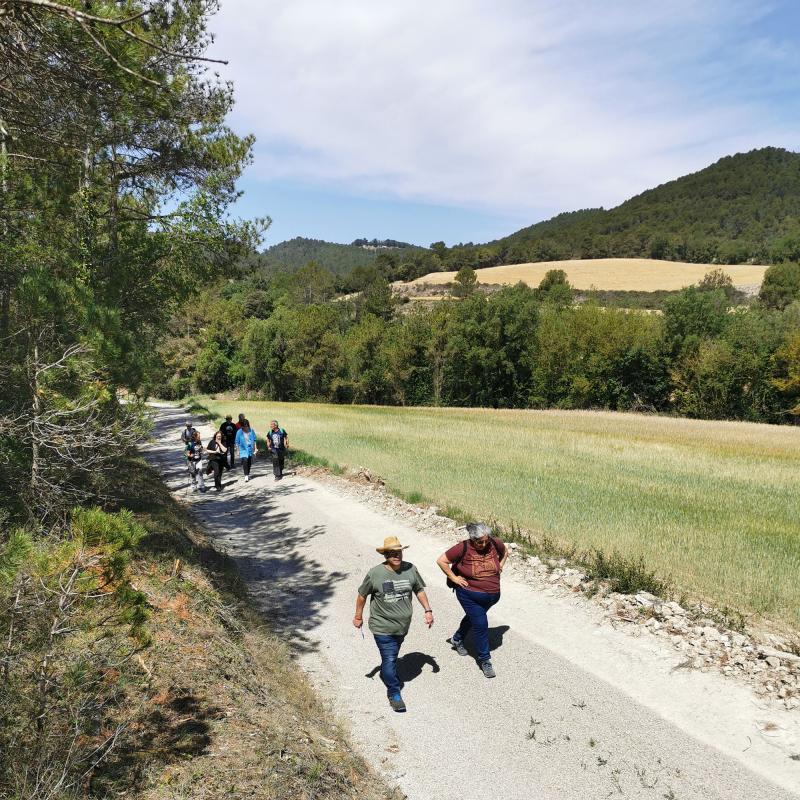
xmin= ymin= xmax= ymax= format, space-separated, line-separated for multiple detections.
xmin=456 ymin=624 xmax=510 ymax=659
xmin=366 ymin=652 xmax=440 ymax=688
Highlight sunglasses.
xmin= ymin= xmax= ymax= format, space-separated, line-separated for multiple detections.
xmin=384 ymin=550 xmax=402 ymax=558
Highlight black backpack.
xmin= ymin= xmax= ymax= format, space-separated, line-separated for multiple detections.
xmin=446 ymin=537 xmax=504 ymax=588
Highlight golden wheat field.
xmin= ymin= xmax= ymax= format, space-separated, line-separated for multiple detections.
xmin=198 ymin=399 xmax=800 ymax=628
xmin=409 ymin=258 xmax=769 ymax=292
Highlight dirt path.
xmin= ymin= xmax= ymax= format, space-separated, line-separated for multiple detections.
xmin=144 ymin=406 xmax=799 ymax=800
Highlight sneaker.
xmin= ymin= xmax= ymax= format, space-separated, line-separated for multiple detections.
xmin=480 ymin=660 xmax=496 ymax=679
xmin=448 ymin=636 xmax=468 ymax=657
xmin=244 ymin=475 xmax=250 ymax=482
xmin=388 ymin=694 xmax=406 ymax=712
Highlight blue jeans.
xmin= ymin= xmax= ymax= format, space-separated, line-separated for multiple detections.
xmin=373 ymin=634 xmax=405 ymax=697
xmin=454 ymin=587 xmax=500 ymax=663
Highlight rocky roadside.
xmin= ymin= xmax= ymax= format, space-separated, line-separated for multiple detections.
xmin=296 ymin=463 xmax=800 ymax=713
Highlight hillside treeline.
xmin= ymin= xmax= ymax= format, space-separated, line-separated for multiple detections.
xmin=155 ymin=262 xmax=800 ymax=423
xmin=247 ymin=148 xmax=800 ymax=283
xmin=0 ymin=2 xmax=258 ymax=796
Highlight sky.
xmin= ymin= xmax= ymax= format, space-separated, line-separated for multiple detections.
xmin=207 ymin=1 xmax=800 ymax=248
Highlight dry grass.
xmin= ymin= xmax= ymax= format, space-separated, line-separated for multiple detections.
xmin=201 ymin=399 xmax=800 ymax=629
xmin=408 ymin=258 xmax=769 ymax=291
xmin=91 ymin=456 xmax=395 ymax=800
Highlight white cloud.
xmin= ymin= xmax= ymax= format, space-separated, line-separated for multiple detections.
xmin=209 ymin=0 xmax=798 ymax=219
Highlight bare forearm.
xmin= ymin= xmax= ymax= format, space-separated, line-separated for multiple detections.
xmin=436 ymin=555 xmax=458 ymax=581
xmin=416 ymin=591 xmax=431 ymax=612
xmin=354 ymin=594 xmax=366 ymax=618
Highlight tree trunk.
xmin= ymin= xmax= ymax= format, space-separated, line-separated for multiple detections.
xmin=30 ymin=338 xmax=41 ymax=498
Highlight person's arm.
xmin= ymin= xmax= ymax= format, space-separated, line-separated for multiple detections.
xmin=435 ymin=552 xmax=469 ymax=588
xmin=284 ymin=432 xmax=289 ymax=450
xmin=498 ymin=541 xmax=509 ymax=572
xmin=415 ymin=590 xmax=434 ymax=628
xmin=251 ymin=431 xmax=258 ymax=454
xmin=353 ymin=593 xmax=367 ymax=628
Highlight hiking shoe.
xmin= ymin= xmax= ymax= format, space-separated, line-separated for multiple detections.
xmin=388 ymin=694 xmax=406 ymax=712
xmin=448 ymin=636 xmax=468 ymax=657
xmin=480 ymin=660 xmax=496 ymax=679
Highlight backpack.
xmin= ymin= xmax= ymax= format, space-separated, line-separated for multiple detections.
xmin=446 ymin=537 xmax=504 ymax=589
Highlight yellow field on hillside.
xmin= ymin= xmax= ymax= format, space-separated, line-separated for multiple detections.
xmin=409 ymin=258 xmax=769 ymax=292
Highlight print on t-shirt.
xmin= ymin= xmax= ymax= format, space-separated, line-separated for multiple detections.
xmin=468 ymin=551 xmax=498 ymax=579
xmin=381 ymin=578 xmax=411 ymax=604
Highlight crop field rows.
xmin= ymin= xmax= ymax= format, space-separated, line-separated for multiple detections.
xmin=200 ymin=399 xmax=800 ymax=628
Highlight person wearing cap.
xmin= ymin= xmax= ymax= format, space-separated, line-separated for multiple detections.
xmin=354 ymin=536 xmax=433 ymax=712
xmin=436 ymin=522 xmax=508 ymax=678
xmin=219 ymin=414 xmax=238 ymax=469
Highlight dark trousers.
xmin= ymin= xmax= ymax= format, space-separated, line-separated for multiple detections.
xmin=373 ymin=633 xmax=405 ymax=697
xmin=240 ymin=455 xmax=252 ymax=477
xmin=207 ymin=458 xmax=223 ymax=489
xmin=454 ymin=587 xmax=500 ymax=663
xmin=271 ymin=452 xmax=285 ymax=478
xmin=225 ymin=443 xmax=235 ymax=469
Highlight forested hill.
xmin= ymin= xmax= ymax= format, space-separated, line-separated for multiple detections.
xmin=248 ymin=236 xmax=422 ymax=275
xmin=491 ymin=147 xmax=800 ymax=265
xmin=245 ymin=148 xmax=800 ymax=283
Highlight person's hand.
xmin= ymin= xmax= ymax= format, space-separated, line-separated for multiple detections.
xmin=454 ymin=576 xmax=469 ymax=589
xmin=423 ymin=610 xmax=434 ymax=629
xmin=353 ymin=616 xmax=363 ymax=629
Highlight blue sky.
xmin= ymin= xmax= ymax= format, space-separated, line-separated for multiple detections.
xmin=209 ymin=1 xmax=800 ymax=248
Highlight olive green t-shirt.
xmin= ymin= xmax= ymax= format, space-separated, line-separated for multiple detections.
xmin=357 ymin=562 xmax=425 ymax=635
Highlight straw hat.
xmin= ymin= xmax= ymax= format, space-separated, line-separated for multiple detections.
xmin=376 ymin=536 xmax=409 ymax=554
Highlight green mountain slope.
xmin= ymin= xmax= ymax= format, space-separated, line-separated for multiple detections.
xmin=246 ymin=148 xmax=800 ymax=282
xmin=249 ymin=236 xmax=423 ymax=276
xmin=493 ymin=147 xmax=800 ymax=265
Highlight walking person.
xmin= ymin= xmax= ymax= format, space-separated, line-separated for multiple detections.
xmin=180 ymin=420 xmax=196 ymax=445
xmin=266 ymin=419 xmax=289 ymax=481
xmin=184 ymin=430 xmax=206 ymax=492
xmin=219 ymin=414 xmax=237 ymax=469
xmin=353 ymin=536 xmax=434 ymax=712
xmin=235 ymin=419 xmax=257 ymax=482
xmin=436 ymin=522 xmax=508 ymax=678
xmin=205 ymin=431 xmax=228 ymax=492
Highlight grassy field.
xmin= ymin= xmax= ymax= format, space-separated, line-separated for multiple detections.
xmin=408 ymin=258 xmax=768 ymax=291
xmin=199 ymin=399 xmax=800 ymax=628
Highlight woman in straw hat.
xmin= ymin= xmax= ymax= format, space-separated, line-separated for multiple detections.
xmin=353 ymin=535 xmax=434 ymax=712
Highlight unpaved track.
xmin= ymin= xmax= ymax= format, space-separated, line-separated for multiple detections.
xmin=144 ymin=406 xmax=799 ymax=800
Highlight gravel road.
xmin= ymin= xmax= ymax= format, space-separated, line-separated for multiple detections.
xmin=144 ymin=406 xmax=799 ymax=800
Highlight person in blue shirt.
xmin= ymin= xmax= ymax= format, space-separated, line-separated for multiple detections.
xmin=235 ymin=419 xmax=258 ymax=482
xmin=267 ymin=419 xmax=289 ymax=481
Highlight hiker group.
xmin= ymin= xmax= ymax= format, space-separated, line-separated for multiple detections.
xmin=180 ymin=414 xmax=289 ymax=493
xmin=354 ymin=522 xmax=507 ymax=712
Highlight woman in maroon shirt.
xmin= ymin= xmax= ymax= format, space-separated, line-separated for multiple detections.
xmin=436 ymin=522 xmax=508 ymax=678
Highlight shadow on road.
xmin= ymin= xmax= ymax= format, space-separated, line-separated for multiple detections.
xmin=366 ymin=651 xmax=441 ymax=686
xmin=452 ymin=624 xmax=511 ymax=660
xmin=141 ymin=405 xmax=341 ymax=655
